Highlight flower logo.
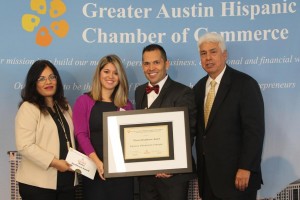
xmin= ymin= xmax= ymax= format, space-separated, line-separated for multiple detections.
xmin=21 ymin=0 xmax=69 ymax=46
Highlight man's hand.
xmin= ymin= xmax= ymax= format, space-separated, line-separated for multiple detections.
xmin=155 ymin=173 xmax=173 ymax=178
xmin=235 ymin=169 xmax=250 ymax=191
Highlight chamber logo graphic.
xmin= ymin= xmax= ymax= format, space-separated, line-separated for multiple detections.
xmin=21 ymin=0 xmax=69 ymax=46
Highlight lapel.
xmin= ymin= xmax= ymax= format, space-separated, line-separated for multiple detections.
xmin=205 ymin=66 xmax=232 ymax=130
xmin=149 ymin=77 xmax=172 ymax=109
xmin=198 ymin=76 xmax=207 ymax=130
xmin=136 ymin=83 xmax=148 ymax=109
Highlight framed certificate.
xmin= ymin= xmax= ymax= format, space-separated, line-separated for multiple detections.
xmin=120 ymin=122 xmax=174 ymax=163
xmin=103 ymin=107 xmax=192 ymax=178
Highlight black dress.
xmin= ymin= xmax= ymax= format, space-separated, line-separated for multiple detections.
xmin=48 ymin=106 xmax=75 ymax=190
xmin=82 ymin=101 xmax=134 ymax=200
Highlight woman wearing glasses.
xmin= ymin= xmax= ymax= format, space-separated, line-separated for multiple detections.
xmin=15 ymin=60 xmax=76 ymax=200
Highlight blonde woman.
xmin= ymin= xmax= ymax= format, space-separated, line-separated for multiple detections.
xmin=73 ymin=55 xmax=134 ymax=200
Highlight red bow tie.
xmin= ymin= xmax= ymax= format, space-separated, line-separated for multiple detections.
xmin=146 ymin=85 xmax=159 ymax=94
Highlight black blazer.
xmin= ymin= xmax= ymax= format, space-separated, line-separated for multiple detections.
xmin=193 ymin=66 xmax=265 ymax=198
xmin=135 ymin=76 xmax=197 ymax=183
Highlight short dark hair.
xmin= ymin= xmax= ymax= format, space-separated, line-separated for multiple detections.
xmin=142 ymin=44 xmax=167 ymax=62
xmin=20 ymin=60 xmax=68 ymax=113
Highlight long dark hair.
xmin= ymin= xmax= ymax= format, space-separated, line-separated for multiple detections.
xmin=20 ymin=60 xmax=68 ymax=113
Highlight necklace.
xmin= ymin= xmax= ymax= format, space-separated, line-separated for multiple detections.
xmin=54 ymin=102 xmax=71 ymax=150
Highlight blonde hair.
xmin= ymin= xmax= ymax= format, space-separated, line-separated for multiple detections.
xmin=89 ymin=55 xmax=129 ymax=107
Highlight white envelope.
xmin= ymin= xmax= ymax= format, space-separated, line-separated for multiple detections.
xmin=66 ymin=148 xmax=97 ymax=180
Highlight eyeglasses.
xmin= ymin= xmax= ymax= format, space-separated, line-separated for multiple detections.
xmin=37 ymin=74 xmax=57 ymax=83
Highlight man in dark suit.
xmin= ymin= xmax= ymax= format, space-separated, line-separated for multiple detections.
xmin=135 ymin=44 xmax=197 ymax=200
xmin=193 ymin=32 xmax=265 ymax=200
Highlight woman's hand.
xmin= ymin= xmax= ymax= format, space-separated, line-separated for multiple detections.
xmin=50 ymin=158 xmax=72 ymax=172
xmin=96 ymin=160 xmax=105 ymax=180
xmin=89 ymin=152 xmax=106 ymax=180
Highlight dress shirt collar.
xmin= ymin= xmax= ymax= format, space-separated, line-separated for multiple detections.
xmin=147 ymin=74 xmax=168 ymax=95
xmin=206 ymin=65 xmax=226 ymax=88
